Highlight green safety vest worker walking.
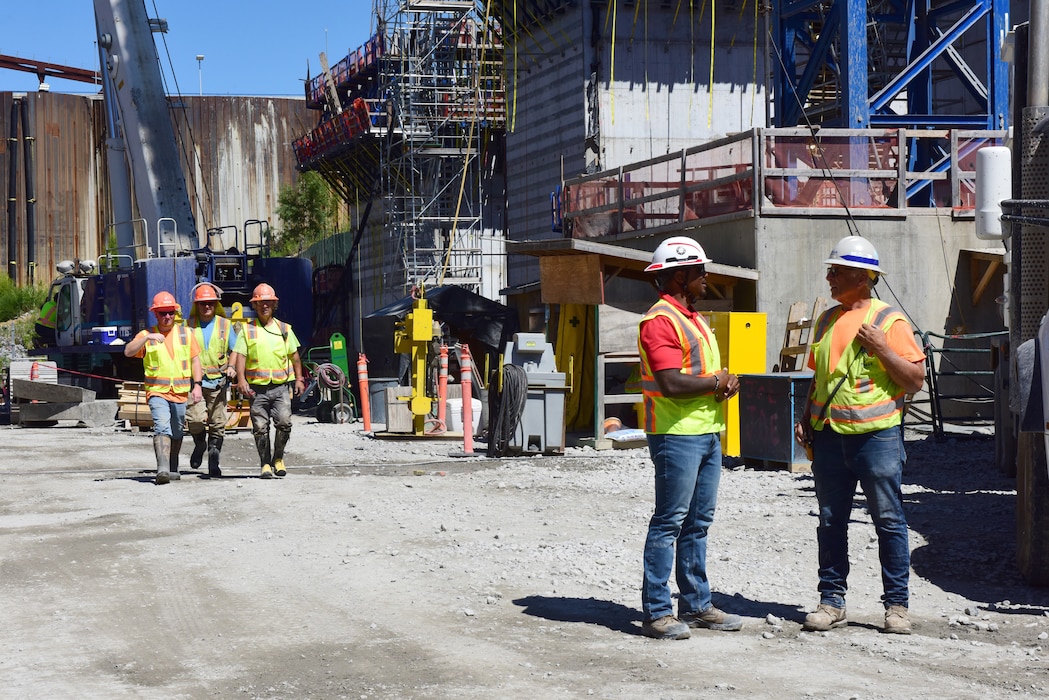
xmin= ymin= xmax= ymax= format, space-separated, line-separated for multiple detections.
xmin=232 ymin=283 xmax=305 ymax=479
xmin=186 ymin=282 xmax=238 ymax=478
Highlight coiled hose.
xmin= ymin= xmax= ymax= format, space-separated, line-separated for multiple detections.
xmin=487 ymin=364 xmax=528 ymax=457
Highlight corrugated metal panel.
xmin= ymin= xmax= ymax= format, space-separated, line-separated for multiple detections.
xmin=0 ymin=91 xmax=312 ymax=286
xmin=172 ymin=96 xmax=313 ymax=246
xmin=1 ymin=92 xmax=104 ymax=285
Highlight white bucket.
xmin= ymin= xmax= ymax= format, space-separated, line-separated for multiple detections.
xmin=446 ymin=397 xmax=481 ymax=434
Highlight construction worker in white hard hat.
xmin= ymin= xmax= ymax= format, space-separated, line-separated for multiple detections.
xmin=231 ymin=283 xmax=305 ymax=480
xmin=636 ymin=236 xmax=742 ymax=640
xmin=124 ymin=291 xmax=203 ymax=485
xmin=794 ymin=235 xmax=925 ymax=635
xmin=186 ymin=282 xmax=238 ymax=478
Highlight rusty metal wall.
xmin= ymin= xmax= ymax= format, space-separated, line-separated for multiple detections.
xmin=1 ymin=92 xmax=105 ymax=285
xmin=1 ymin=91 xmax=312 ymax=286
xmin=172 ymin=96 xmax=313 ymax=244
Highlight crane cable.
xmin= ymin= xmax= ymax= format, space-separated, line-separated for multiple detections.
xmin=765 ymin=26 xmax=922 ymax=330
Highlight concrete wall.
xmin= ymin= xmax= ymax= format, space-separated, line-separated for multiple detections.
xmin=504 ymin=1 xmax=767 ymax=291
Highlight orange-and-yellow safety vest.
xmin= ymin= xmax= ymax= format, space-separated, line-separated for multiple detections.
xmin=809 ymin=299 xmax=910 ymax=435
xmin=638 ymin=298 xmax=724 ymax=435
xmin=143 ymin=325 xmax=193 ymax=395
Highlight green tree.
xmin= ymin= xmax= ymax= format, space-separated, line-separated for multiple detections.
xmin=272 ymin=172 xmax=337 ymax=256
xmin=0 ymin=276 xmax=48 ymax=373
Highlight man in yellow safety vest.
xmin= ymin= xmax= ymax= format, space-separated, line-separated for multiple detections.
xmin=232 ymin=283 xmax=305 ymax=479
xmin=637 ymin=236 xmax=742 ymax=640
xmin=186 ymin=282 xmax=238 ymax=478
xmin=124 ymin=291 xmax=203 ymax=485
xmin=794 ymin=236 xmax=925 ymax=635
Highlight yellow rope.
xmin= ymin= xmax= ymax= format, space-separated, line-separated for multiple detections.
xmin=751 ymin=0 xmax=758 ymax=125
xmin=708 ymin=0 xmax=715 ymax=129
xmin=512 ymin=0 xmax=518 ymax=132
xmin=611 ymin=0 xmax=618 ymax=124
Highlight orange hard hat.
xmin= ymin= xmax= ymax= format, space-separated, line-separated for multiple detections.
xmin=251 ymin=283 xmax=279 ymax=302
xmin=193 ymin=283 xmax=221 ymax=303
xmin=150 ymin=291 xmax=178 ymax=311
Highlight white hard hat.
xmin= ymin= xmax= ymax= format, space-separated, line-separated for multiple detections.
xmin=644 ymin=236 xmax=712 ymax=273
xmin=824 ymin=236 xmax=885 ymax=273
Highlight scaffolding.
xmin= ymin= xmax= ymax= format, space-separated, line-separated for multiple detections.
xmin=378 ymin=0 xmax=505 ymax=292
xmin=295 ymin=0 xmax=506 ymax=300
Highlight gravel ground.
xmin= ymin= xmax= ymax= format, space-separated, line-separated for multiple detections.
xmin=1 ymin=416 xmax=1048 ymax=698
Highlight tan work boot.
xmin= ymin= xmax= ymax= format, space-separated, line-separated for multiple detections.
xmin=883 ymin=605 xmax=912 ymax=634
xmin=641 ymin=615 xmax=691 ymax=640
xmin=803 ymin=603 xmax=847 ymax=631
xmin=679 ymin=606 xmax=743 ymax=631
xmin=260 ymin=463 xmax=274 ymax=479
xmin=273 ymin=458 xmax=287 ymax=477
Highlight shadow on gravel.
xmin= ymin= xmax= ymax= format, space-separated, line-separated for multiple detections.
xmin=513 ymin=596 xmax=643 ymax=635
xmin=902 ymin=435 xmax=1049 ymax=610
xmin=709 ymin=592 xmax=808 ymax=625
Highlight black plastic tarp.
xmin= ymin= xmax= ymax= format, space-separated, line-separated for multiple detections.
xmin=363 ymin=286 xmax=518 ymax=352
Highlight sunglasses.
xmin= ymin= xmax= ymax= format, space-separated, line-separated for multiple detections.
xmin=157 ymin=310 xmax=176 ymax=317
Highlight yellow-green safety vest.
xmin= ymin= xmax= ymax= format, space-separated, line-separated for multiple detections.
xmin=242 ymin=320 xmax=295 ymax=385
xmin=143 ymin=325 xmax=193 ymax=395
xmin=190 ymin=316 xmax=232 ymax=380
xmin=809 ymin=299 xmax=911 ymax=435
xmin=638 ymin=298 xmax=724 ymax=435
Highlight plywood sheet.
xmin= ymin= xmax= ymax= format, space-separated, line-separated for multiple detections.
xmin=539 ymin=254 xmax=604 ymax=305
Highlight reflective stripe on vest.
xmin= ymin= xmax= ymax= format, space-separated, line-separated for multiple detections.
xmin=143 ymin=325 xmax=192 ymax=394
xmin=243 ymin=320 xmax=293 ymax=384
xmin=638 ymin=298 xmax=724 ymax=435
xmin=809 ymin=300 xmax=909 ymax=434
xmin=191 ymin=316 xmax=231 ymax=379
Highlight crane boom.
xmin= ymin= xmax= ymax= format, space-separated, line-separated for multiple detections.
xmin=93 ymin=0 xmax=197 ymax=256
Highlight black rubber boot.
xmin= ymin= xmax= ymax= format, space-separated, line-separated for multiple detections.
xmin=254 ymin=430 xmax=273 ymax=478
xmin=153 ymin=435 xmax=171 ymax=485
xmin=169 ymin=438 xmax=182 ymax=480
xmin=207 ymin=435 xmax=223 ymax=478
xmin=189 ymin=432 xmax=207 ymax=470
xmin=272 ymin=427 xmax=290 ymax=477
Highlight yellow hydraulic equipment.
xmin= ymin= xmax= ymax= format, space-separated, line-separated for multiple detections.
xmin=394 ymin=295 xmax=435 ymax=434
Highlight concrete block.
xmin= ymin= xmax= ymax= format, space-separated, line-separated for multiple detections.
xmin=19 ymin=400 xmax=118 ymax=427
xmin=12 ymin=379 xmax=96 ymax=403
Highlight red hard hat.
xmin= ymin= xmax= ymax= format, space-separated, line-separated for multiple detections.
xmin=193 ymin=283 xmax=220 ymax=302
xmin=150 ymin=291 xmax=178 ymax=311
xmin=251 ymin=283 xmax=279 ymax=302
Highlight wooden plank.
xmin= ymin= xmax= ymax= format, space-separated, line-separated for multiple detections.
xmin=538 ymin=254 xmax=604 ymax=305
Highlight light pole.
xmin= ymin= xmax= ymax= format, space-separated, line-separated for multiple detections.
xmin=196 ymin=54 xmax=204 ymax=96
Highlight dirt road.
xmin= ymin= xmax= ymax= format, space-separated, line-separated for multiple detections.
xmin=1 ymin=419 xmax=1047 ymax=698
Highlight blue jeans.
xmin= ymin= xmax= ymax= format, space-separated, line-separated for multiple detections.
xmin=811 ymin=425 xmax=910 ymax=609
xmin=148 ymin=395 xmax=186 ymax=439
xmin=642 ymin=432 xmax=722 ymax=620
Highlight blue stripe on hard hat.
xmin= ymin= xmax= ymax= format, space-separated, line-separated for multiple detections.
xmin=840 ymin=253 xmax=879 ymax=266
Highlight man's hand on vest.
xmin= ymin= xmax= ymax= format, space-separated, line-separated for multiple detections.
xmin=715 ymin=369 xmax=739 ymax=402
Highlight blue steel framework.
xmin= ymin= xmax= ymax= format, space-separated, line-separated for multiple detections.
xmin=772 ymin=0 xmax=1009 ymax=206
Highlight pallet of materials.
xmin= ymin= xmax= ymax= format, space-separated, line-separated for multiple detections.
xmin=117 ymin=382 xmax=251 ymax=431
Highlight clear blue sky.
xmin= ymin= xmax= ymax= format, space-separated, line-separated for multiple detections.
xmin=1 ymin=0 xmax=376 ymax=97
